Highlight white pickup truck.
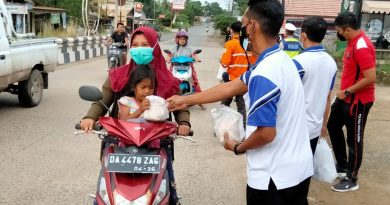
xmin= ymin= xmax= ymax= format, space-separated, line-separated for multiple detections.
xmin=0 ymin=2 xmax=58 ymax=107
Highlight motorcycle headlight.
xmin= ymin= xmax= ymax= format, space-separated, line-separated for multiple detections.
xmin=98 ymin=177 xmax=111 ymax=205
xmin=114 ymin=190 xmax=152 ymax=205
xmin=152 ymin=178 xmax=168 ymax=205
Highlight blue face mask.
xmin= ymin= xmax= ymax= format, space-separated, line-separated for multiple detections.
xmin=129 ymin=43 xmax=156 ymax=65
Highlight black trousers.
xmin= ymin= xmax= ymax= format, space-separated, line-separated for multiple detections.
xmin=246 ymin=177 xmax=311 ymax=205
xmin=310 ymin=136 xmax=319 ymax=155
xmin=221 ymin=94 xmax=247 ymax=124
xmin=327 ymin=98 xmax=373 ymax=182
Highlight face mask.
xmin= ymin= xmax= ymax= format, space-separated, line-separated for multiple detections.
xmin=337 ymin=32 xmax=347 ymax=41
xmin=240 ymin=25 xmax=248 ymax=39
xmin=130 ymin=43 xmax=156 ymax=65
xmin=243 ymin=38 xmax=249 ymax=50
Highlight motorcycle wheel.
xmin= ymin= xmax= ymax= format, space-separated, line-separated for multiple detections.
xmin=110 ymin=61 xmax=116 ymax=69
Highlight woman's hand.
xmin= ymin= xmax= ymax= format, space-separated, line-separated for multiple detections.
xmin=177 ymin=124 xmax=190 ymax=136
xmin=80 ymin=118 xmax=96 ymax=132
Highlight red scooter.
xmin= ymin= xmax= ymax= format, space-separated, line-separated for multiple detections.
xmin=75 ymin=86 xmax=194 ymax=205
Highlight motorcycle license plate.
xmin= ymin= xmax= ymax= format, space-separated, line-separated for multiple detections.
xmin=109 ymin=50 xmax=120 ymax=55
xmin=106 ymin=154 xmax=161 ymax=174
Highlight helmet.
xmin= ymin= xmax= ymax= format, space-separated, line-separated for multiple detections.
xmin=285 ymin=23 xmax=297 ymax=31
xmin=176 ymin=30 xmax=189 ymax=39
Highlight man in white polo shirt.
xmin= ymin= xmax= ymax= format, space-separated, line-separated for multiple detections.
xmin=167 ymin=0 xmax=313 ymax=204
xmin=293 ymin=16 xmax=337 ymax=154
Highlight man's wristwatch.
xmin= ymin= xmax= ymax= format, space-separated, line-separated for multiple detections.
xmin=344 ymin=89 xmax=352 ymax=97
xmin=233 ymin=143 xmax=245 ymax=155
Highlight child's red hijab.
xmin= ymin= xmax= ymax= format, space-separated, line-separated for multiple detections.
xmin=109 ymin=26 xmax=180 ymax=99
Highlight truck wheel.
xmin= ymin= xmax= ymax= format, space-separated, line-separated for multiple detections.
xmin=18 ymin=70 xmax=43 ymax=107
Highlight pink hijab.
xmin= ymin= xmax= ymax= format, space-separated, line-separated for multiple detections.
xmin=109 ymin=26 xmax=180 ymax=99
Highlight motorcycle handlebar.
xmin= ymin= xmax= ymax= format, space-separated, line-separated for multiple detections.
xmin=75 ymin=123 xmax=102 ymax=131
xmin=75 ymin=123 xmax=193 ymax=136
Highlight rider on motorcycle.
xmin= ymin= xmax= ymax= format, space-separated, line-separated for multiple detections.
xmin=167 ymin=30 xmax=205 ymax=109
xmin=106 ymin=22 xmax=129 ymax=65
xmin=81 ymin=26 xmax=190 ymax=205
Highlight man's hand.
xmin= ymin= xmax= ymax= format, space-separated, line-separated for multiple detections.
xmin=335 ymin=90 xmax=347 ymax=100
xmin=167 ymin=95 xmax=189 ymax=111
xmin=320 ymin=126 xmax=328 ymax=138
xmin=177 ymin=124 xmax=190 ymax=136
xmin=223 ymin=133 xmax=238 ymax=152
xmin=80 ymin=118 xmax=95 ymax=132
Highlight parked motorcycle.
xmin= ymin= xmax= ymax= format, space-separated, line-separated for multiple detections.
xmin=107 ymin=42 xmax=125 ymax=69
xmin=163 ymin=49 xmax=202 ymax=95
xmin=75 ymin=86 xmax=194 ymax=205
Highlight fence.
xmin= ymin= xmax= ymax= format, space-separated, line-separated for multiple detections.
xmin=56 ymin=36 xmax=108 ymax=64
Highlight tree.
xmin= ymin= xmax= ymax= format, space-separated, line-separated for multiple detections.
xmin=204 ymin=2 xmax=224 ymax=17
xmin=213 ymin=13 xmax=236 ymax=33
xmin=33 ymin=0 xmax=83 ymax=22
xmin=233 ymin=0 xmax=249 ymax=15
xmin=181 ymin=0 xmax=203 ymax=24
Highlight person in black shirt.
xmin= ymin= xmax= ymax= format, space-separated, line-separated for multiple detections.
xmin=106 ymin=22 xmax=129 ymax=65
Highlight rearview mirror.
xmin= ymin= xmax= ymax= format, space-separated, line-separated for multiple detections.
xmin=79 ymin=86 xmax=103 ymax=102
xmin=194 ymin=49 xmax=202 ymax=54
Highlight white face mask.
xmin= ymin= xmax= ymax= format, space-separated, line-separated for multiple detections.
xmin=243 ymin=38 xmax=249 ymax=51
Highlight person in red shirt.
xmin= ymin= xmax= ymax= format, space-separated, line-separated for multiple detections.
xmin=328 ymin=13 xmax=376 ymax=192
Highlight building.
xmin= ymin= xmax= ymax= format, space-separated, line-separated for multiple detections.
xmin=359 ymin=0 xmax=390 ymax=46
xmin=4 ymin=0 xmax=66 ymax=35
xmin=284 ymin=0 xmax=342 ymax=30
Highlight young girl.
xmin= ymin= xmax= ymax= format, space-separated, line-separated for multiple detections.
xmin=118 ymin=64 xmax=156 ymax=120
xmin=169 ymin=30 xmax=205 ymax=109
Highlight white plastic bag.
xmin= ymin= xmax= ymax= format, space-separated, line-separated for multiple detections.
xmin=313 ymin=138 xmax=338 ymax=183
xmin=216 ymin=64 xmax=227 ymax=82
xmin=143 ymin=95 xmax=169 ymax=121
xmin=210 ymin=105 xmax=245 ymax=145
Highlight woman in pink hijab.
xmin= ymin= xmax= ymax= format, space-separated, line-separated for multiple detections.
xmin=80 ymin=27 xmax=190 ymax=205
xmin=81 ymin=26 xmax=190 ymax=132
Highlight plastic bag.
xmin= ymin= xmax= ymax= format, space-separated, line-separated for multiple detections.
xmin=313 ymin=138 xmax=338 ymax=183
xmin=210 ymin=105 xmax=245 ymax=145
xmin=143 ymin=95 xmax=169 ymax=121
xmin=216 ymin=64 xmax=227 ymax=82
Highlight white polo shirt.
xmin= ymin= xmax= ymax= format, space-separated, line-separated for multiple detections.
xmin=293 ymin=45 xmax=337 ymax=139
xmin=240 ymin=45 xmax=313 ymax=190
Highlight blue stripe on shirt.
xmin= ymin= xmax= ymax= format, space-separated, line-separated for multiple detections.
xmin=240 ymin=71 xmax=251 ymax=85
xmin=330 ymin=73 xmax=336 ymax=90
xmin=247 ymin=76 xmax=280 ymax=127
xmin=293 ymin=59 xmax=305 ymax=80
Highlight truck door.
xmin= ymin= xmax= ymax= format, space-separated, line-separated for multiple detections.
xmin=0 ymin=13 xmax=12 ymax=90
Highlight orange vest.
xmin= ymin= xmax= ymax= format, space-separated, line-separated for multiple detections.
xmin=220 ymin=35 xmax=257 ymax=80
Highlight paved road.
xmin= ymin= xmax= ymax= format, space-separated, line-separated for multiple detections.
xmin=1 ymin=24 xmax=390 ymax=205
xmin=0 ymin=24 xmax=247 ymax=205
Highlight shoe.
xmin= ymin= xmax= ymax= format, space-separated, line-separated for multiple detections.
xmin=331 ymin=177 xmax=359 ymax=192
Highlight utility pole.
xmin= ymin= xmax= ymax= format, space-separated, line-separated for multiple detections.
xmin=115 ymin=0 xmax=118 ymax=25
